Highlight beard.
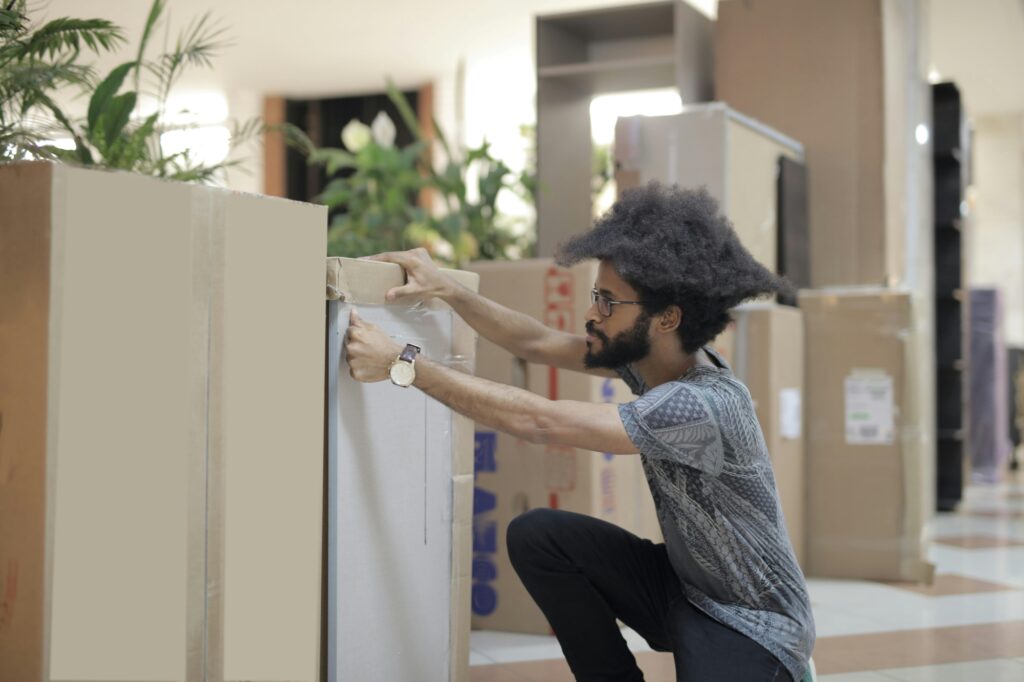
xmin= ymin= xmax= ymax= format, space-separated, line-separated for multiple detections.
xmin=583 ymin=311 xmax=652 ymax=370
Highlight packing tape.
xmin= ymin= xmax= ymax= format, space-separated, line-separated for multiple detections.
xmin=327 ymin=257 xmax=478 ymax=376
xmin=185 ymin=186 xmax=215 ymax=682
xmin=204 ymin=189 xmax=227 ymax=682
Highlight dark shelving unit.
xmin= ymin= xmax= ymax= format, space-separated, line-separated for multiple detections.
xmin=933 ymin=82 xmax=970 ymax=512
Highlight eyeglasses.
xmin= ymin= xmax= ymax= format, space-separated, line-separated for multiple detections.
xmin=590 ymin=288 xmax=645 ymax=318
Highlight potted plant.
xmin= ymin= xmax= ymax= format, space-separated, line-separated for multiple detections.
xmin=285 ymin=80 xmax=535 ymax=265
xmin=1 ymin=0 xmax=258 ymax=183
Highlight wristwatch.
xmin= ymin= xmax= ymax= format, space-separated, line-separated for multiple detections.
xmin=389 ymin=344 xmax=421 ymax=388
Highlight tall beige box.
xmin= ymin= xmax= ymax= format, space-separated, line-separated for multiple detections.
xmin=799 ymin=289 xmax=934 ymax=582
xmin=467 ymin=259 xmax=659 ymax=634
xmin=713 ymin=303 xmax=806 ymax=567
xmin=615 ymin=103 xmax=803 ymax=273
xmin=0 ymin=162 xmax=326 ymax=682
xmin=324 ymin=258 xmax=478 ymax=682
xmin=716 ymin=0 xmax=927 ymax=288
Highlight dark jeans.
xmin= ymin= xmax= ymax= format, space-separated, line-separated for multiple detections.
xmin=507 ymin=508 xmax=790 ymax=682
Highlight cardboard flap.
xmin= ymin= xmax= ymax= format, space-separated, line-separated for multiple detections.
xmin=326 ymin=257 xmax=479 ymax=302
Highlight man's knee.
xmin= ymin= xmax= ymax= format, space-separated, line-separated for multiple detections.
xmin=506 ymin=508 xmax=565 ymax=567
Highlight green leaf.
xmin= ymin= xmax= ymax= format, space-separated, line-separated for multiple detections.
xmin=385 ymin=78 xmax=423 ymax=140
xmin=121 ymin=112 xmax=159 ymax=166
xmin=87 ymin=61 xmax=134 ymax=136
xmin=21 ymin=17 xmax=124 ymax=60
xmin=430 ymin=114 xmax=453 ymax=160
xmin=399 ymin=140 xmax=427 ymax=167
xmin=276 ymin=122 xmax=317 ymax=157
xmin=309 ymin=147 xmax=358 ymax=175
xmin=96 ymin=91 xmax=136 ymax=154
xmin=0 ymin=9 xmax=23 ymax=33
xmin=136 ymin=0 xmax=165 ymax=71
xmin=466 ymin=141 xmax=493 ymax=164
xmin=317 ymin=178 xmax=354 ymax=207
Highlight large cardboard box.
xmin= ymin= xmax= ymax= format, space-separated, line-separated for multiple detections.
xmin=615 ymin=103 xmax=803 ymax=273
xmin=799 ymin=289 xmax=934 ymax=582
xmin=466 ymin=259 xmax=660 ymax=634
xmin=324 ymin=257 xmax=478 ymax=682
xmin=715 ymin=0 xmax=927 ymax=289
xmin=0 ymin=162 xmax=326 ymax=682
xmin=712 ymin=303 xmax=806 ymax=566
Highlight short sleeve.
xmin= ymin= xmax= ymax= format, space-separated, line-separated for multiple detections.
xmin=617 ymin=381 xmax=725 ymax=475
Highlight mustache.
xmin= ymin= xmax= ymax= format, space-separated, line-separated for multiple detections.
xmin=585 ymin=322 xmax=609 ymax=343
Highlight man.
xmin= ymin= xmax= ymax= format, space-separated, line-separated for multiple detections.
xmin=344 ymin=183 xmax=815 ymax=681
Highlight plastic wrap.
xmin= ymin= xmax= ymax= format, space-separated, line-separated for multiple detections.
xmin=324 ymin=256 xmax=478 ymax=682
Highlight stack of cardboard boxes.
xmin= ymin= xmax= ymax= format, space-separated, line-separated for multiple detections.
xmin=0 ymin=164 xmax=482 ymax=682
xmin=799 ymin=290 xmax=934 ymax=582
xmin=466 ymin=259 xmax=660 ymax=633
xmin=0 ymin=162 xmax=326 ymax=682
xmin=715 ymin=0 xmax=936 ymax=584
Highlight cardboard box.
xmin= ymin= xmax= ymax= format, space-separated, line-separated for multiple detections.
xmin=324 ymin=257 xmax=479 ymax=682
xmin=799 ymin=289 xmax=934 ymax=582
xmin=715 ymin=0 xmax=925 ymax=288
xmin=0 ymin=162 xmax=326 ymax=682
xmin=466 ymin=259 xmax=660 ymax=634
xmin=615 ymin=103 xmax=803 ymax=273
xmin=712 ymin=303 xmax=806 ymax=566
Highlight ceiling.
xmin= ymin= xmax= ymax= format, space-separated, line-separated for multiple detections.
xmin=42 ymin=0 xmax=691 ymax=97
xmin=929 ymin=0 xmax=1024 ymax=117
xmin=39 ymin=0 xmax=1024 ymax=118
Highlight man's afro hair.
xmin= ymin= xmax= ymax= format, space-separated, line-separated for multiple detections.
xmin=555 ymin=182 xmax=792 ymax=354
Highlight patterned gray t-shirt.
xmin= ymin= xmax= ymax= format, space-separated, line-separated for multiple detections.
xmin=617 ymin=350 xmax=814 ymax=682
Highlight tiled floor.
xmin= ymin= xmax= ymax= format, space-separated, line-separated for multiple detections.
xmin=469 ymin=467 xmax=1024 ymax=681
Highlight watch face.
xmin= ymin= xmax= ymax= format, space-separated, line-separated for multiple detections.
xmin=390 ymin=361 xmax=415 ymax=387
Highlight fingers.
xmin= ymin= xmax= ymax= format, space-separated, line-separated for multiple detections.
xmin=385 ymin=283 xmax=420 ymax=302
xmin=363 ymin=250 xmax=411 ymax=266
xmin=361 ymin=252 xmax=398 ymax=263
xmin=349 ymin=307 xmax=361 ymax=326
xmin=362 ymin=248 xmax=431 ymax=267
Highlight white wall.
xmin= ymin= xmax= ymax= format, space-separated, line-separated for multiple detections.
xmin=970 ymin=113 xmax=1024 ymax=345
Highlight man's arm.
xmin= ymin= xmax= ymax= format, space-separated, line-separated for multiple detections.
xmin=413 ymin=357 xmax=637 ymax=454
xmin=344 ymin=308 xmax=636 ymax=453
xmin=367 ymin=249 xmax=616 ymax=378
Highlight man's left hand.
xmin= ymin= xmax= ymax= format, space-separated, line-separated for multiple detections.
xmin=345 ymin=308 xmax=404 ymax=383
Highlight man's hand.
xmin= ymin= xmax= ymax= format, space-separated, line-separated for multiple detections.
xmin=363 ymin=247 xmax=456 ymax=303
xmin=344 ymin=308 xmax=404 ymax=383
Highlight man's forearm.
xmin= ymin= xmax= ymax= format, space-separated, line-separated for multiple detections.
xmin=410 ymin=355 xmax=635 ymax=454
xmin=412 ymin=353 xmax=547 ymax=441
xmin=442 ymin=283 xmax=559 ymax=364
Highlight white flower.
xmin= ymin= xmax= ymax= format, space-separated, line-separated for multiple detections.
xmin=341 ymin=119 xmax=372 ymax=152
xmin=371 ymin=111 xmax=397 ymax=149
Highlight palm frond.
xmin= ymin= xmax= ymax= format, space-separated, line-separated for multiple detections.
xmin=153 ymin=12 xmax=229 ymax=106
xmin=19 ymin=18 xmax=124 ymax=60
xmin=133 ymin=0 xmax=165 ymax=92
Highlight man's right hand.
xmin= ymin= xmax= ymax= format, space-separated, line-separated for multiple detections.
xmin=362 ymin=248 xmax=457 ymax=303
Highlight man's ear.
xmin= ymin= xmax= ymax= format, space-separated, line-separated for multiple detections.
xmin=656 ymin=305 xmax=682 ymax=334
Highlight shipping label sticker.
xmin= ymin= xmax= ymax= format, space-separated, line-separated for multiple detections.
xmin=844 ymin=373 xmax=895 ymax=445
xmin=779 ymin=388 xmax=802 ymax=440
